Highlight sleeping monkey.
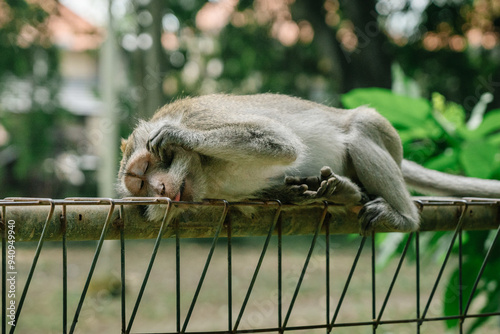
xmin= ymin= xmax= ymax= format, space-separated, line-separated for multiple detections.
xmin=118 ymin=94 xmax=500 ymax=234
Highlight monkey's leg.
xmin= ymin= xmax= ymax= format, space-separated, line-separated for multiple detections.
xmin=348 ymin=139 xmax=420 ymax=235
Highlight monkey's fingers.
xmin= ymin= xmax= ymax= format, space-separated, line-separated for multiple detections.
xmin=285 ymin=176 xmax=321 ymax=190
xmin=148 ymin=125 xmax=190 ymax=153
xmin=358 ymin=198 xmax=393 ymax=236
xmin=320 ymin=166 xmax=334 ymax=181
xmin=285 ymin=176 xmax=301 ymax=185
xmin=359 ymin=207 xmax=379 ymax=236
xmin=315 ymin=180 xmax=327 ymax=197
xmin=289 ymin=184 xmax=309 ymax=194
xmin=315 ymin=178 xmax=338 ymax=198
xmin=147 ymin=129 xmax=163 ymax=155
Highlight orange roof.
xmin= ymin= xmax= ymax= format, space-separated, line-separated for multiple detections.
xmin=3 ymin=0 xmax=103 ymax=51
xmin=48 ymin=3 xmax=104 ymax=51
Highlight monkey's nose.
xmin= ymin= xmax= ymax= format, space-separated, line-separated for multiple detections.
xmin=153 ymin=182 xmax=167 ymax=196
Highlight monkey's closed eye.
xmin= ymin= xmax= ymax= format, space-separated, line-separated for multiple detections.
xmin=140 ymin=180 xmax=145 ymax=190
xmin=162 ymin=152 xmax=175 ymax=168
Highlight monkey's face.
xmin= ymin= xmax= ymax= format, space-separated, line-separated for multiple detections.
xmin=118 ymin=144 xmax=204 ymax=202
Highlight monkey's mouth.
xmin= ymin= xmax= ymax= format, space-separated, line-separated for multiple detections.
xmin=173 ymin=180 xmax=186 ymax=201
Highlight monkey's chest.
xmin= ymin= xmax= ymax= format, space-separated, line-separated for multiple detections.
xmin=206 ymin=162 xmax=288 ymax=201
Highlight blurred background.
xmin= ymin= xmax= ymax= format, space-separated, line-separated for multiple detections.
xmin=0 ymin=0 xmax=499 ymax=198
xmin=2 ymin=2 xmax=500 ymax=333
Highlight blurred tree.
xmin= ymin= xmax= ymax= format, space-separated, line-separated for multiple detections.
xmin=0 ymin=0 xmax=498 ymax=330
xmin=383 ymin=0 xmax=500 ymax=111
xmin=292 ymin=0 xmax=393 ymax=92
xmin=0 ymin=1 xmax=58 ymax=197
xmin=0 ymin=1 xmax=96 ymax=198
xmin=116 ymin=0 xmax=393 ymax=119
xmin=2 ymin=0 xmax=499 ymax=195
xmin=116 ymin=0 xmax=498 ymax=126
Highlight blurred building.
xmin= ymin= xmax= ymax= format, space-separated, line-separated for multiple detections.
xmin=0 ymin=2 xmax=107 ymax=197
xmin=51 ymin=4 xmax=104 ymax=116
xmin=0 ymin=2 xmax=104 ymax=115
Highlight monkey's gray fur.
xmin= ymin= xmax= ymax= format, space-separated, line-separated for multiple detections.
xmin=118 ymin=94 xmax=500 ymax=235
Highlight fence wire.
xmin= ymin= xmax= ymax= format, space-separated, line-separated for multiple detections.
xmin=0 ymin=197 xmax=499 ymax=333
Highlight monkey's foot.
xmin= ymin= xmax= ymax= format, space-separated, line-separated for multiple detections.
xmin=358 ymin=198 xmax=419 ymax=236
xmin=285 ymin=166 xmax=365 ymax=206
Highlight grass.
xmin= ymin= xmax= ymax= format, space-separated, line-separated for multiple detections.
xmin=6 ymin=234 xmax=500 ymax=333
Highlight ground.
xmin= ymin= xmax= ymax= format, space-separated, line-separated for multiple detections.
xmin=8 ymin=234 xmax=500 ymax=334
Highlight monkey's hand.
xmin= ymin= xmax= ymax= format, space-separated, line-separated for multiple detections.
xmin=147 ymin=123 xmax=202 ymax=160
xmin=284 ymin=167 xmax=366 ymax=206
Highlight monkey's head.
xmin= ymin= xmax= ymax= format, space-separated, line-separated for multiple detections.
xmin=117 ymin=123 xmax=206 ymax=206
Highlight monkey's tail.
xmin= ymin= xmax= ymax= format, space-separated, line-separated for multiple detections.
xmin=401 ymin=159 xmax=500 ymax=198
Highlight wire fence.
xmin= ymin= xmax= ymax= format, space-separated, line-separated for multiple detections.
xmin=1 ymin=197 xmax=499 ymax=333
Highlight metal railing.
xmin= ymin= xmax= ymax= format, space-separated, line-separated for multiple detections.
xmin=1 ymin=197 xmax=499 ymax=333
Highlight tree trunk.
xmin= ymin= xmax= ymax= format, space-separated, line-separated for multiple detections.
xmin=293 ymin=0 xmax=393 ymax=93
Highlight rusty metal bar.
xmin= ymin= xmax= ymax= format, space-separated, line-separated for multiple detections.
xmin=10 ymin=199 xmax=55 ymax=334
xmin=463 ymin=214 xmax=500 ymax=317
xmin=1 ymin=196 xmax=499 ymax=334
xmin=0 ymin=197 xmax=499 ymax=242
xmin=420 ymin=202 xmax=468 ymax=324
xmin=233 ymin=201 xmax=282 ymax=332
xmin=182 ymin=201 xmax=229 ymax=332
xmin=375 ymin=232 xmax=414 ymax=327
xmin=2 ymin=205 xmax=6 ymax=334
xmin=282 ymin=203 xmax=329 ymax=330
xmin=69 ymin=199 xmax=116 ymax=334
xmin=62 ymin=204 xmax=68 ymax=334
xmin=126 ymin=198 xmax=173 ymax=333
xmin=330 ymin=236 xmax=367 ymax=328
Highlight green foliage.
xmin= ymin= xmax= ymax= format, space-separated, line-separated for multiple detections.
xmin=218 ymin=24 xmax=321 ymax=97
xmin=0 ymin=2 xmax=51 ymax=77
xmin=342 ymin=88 xmax=434 ymax=128
xmin=3 ymin=111 xmax=53 ymax=178
xmin=342 ymin=88 xmax=500 ymax=333
xmin=342 ymin=88 xmax=500 ymax=178
xmin=443 ymin=231 xmax=500 ymax=331
xmin=0 ymin=107 xmax=81 ymax=198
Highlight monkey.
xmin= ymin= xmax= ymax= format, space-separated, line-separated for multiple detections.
xmin=118 ymin=93 xmax=500 ymax=235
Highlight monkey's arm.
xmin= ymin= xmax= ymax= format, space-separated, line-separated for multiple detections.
xmin=147 ymin=119 xmax=303 ymax=165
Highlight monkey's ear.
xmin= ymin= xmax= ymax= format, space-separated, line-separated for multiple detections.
xmin=120 ymin=138 xmax=128 ymax=153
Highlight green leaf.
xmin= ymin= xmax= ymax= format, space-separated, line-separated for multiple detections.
xmin=341 ymin=88 xmax=433 ymax=129
xmin=487 ymin=132 xmax=500 ymax=146
xmin=459 ymin=139 xmax=498 ymax=178
xmin=432 ymin=92 xmax=466 ymax=130
xmin=467 ymin=288 xmax=500 ymax=334
xmin=461 ymin=249 xmax=500 ymax=334
xmin=444 ymin=268 xmax=461 ymax=329
xmin=464 ymin=108 xmax=500 ymax=140
xmin=443 ymin=258 xmax=483 ymax=329
xmin=375 ymin=233 xmax=406 ymax=269
xmin=399 ymin=120 xmax=444 ymax=143
xmin=424 ymin=149 xmax=460 ymax=173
